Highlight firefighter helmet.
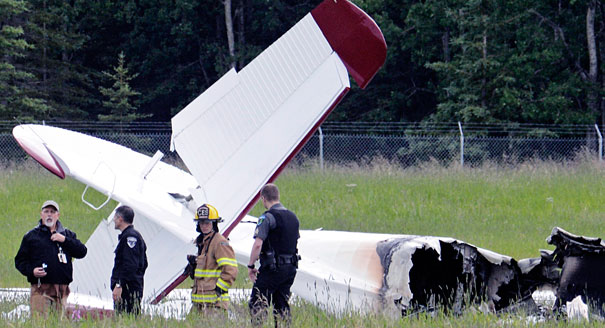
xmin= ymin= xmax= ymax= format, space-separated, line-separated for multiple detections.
xmin=195 ymin=204 xmax=222 ymax=222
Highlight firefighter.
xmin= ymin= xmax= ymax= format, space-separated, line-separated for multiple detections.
xmin=189 ymin=204 xmax=238 ymax=314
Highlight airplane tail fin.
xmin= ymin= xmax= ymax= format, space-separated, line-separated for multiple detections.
xmin=311 ymin=0 xmax=387 ymax=89
xmin=171 ymin=0 xmax=386 ymax=236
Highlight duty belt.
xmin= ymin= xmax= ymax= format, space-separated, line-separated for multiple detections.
xmin=277 ymin=254 xmax=300 ymax=265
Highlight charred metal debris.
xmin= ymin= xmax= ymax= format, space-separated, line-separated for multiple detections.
xmin=376 ymin=227 xmax=605 ymax=318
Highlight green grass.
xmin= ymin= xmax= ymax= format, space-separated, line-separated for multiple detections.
xmin=266 ymin=160 xmax=605 ymax=259
xmin=3 ymin=158 xmax=605 ymax=326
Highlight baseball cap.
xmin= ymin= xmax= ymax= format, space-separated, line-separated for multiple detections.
xmin=41 ymin=200 xmax=60 ymax=212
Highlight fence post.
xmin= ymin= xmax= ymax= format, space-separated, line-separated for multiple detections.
xmin=318 ymin=127 xmax=324 ymax=171
xmin=595 ymin=124 xmax=602 ymax=162
xmin=458 ymin=121 xmax=464 ymax=167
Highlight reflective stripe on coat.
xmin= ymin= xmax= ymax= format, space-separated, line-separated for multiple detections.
xmin=192 ymin=231 xmax=238 ymax=309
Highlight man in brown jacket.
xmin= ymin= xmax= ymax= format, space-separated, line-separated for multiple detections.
xmin=190 ymin=204 xmax=238 ymax=314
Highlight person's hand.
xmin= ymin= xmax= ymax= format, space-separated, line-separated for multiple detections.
xmin=215 ymin=286 xmax=226 ymax=297
xmin=33 ymin=267 xmax=47 ymax=278
xmin=184 ymin=255 xmax=197 ymax=279
xmin=248 ymin=267 xmax=258 ymax=282
xmin=50 ymin=232 xmax=66 ymax=243
xmin=187 ymin=254 xmax=197 ymax=265
xmin=112 ymin=286 xmax=122 ymax=302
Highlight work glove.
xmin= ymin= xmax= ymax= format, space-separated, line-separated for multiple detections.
xmin=215 ymin=286 xmax=227 ymax=297
xmin=183 ymin=254 xmax=197 ymax=279
xmin=187 ymin=254 xmax=197 ymax=266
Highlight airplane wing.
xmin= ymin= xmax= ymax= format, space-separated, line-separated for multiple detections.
xmin=12 ymin=124 xmax=200 ymax=310
xmin=171 ymin=0 xmax=387 ymax=236
xmin=12 ymin=123 xmax=391 ymax=313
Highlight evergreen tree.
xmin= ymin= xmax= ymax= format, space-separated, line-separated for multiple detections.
xmin=98 ymin=51 xmax=148 ymax=127
xmin=423 ymin=0 xmax=595 ymax=125
xmin=23 ymin=0 xmax=97 ymax=120
xmin=3 ymin=0 xmax=602 ymax=125
xmin=330 ymin=0 xmax=439 ymax=122
xmin=0 ymin=0 xmax=49 ymax=120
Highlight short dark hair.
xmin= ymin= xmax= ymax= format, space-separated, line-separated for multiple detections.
xmin=261 ymin=183 xmax=280 ymax=202
xmin=115 ymin=205 xmax=135 ymax=224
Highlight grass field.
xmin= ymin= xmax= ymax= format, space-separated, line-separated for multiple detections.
xmin=2 ymin=158 xmax=605 ymax=326
xmin=279 ymin=159 xmax=605 ymax=259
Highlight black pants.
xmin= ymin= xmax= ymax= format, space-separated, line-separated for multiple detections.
xmin=249 ymin=264 xmax=297 ymax=327
xmin=114 ymin=282 xmax=143 ymax=316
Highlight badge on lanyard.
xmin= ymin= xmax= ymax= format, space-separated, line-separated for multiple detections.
xmin=58 ymin=247 xmax=67 ymax=264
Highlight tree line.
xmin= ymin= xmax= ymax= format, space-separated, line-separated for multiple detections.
xmin=1 ymin=0 xmax=604 ymax=128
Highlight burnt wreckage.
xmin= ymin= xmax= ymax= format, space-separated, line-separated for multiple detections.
xmin=375 ymin=227 xmax=604 ymax=316
xmin=548 ymin=227 xmax=605 ymax=315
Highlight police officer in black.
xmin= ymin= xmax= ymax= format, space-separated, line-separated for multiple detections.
xmin=110 ymin=205 xmax=148 ymax=316
xmin=247 ymin=183 xmax=300 ymax=327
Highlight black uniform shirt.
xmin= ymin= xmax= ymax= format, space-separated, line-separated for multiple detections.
xmin=110 ymin=225 xmax=148 ymax=290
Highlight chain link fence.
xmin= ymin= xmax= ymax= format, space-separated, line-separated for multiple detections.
xmin=295 ymin=134 xmax=595 ymax=167
xmin=1 ymin=121 xmax=602 ymax=168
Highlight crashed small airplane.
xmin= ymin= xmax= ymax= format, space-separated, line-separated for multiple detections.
xmin=9 ymin=0 xmax=604 ymax=321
